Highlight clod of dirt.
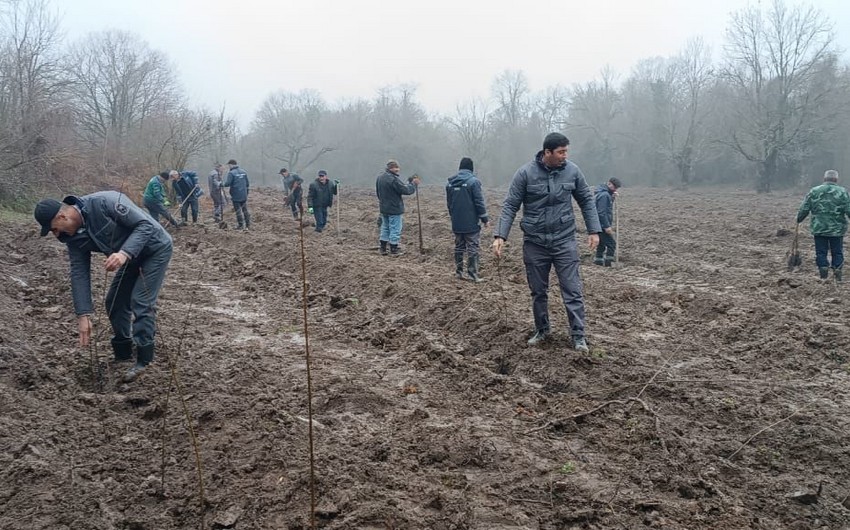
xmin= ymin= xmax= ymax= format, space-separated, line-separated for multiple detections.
xmin=213 ymin=505 xmax=244 ymax=528
xmin=776 ymin=228 xmax=792 ymax=236
xmin=315 ymin=501 xmax=339 ymax=519
xmin=789 ymin=490 xmax=819 ymax=505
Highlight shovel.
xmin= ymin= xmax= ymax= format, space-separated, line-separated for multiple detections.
xmin=787 ymin=223 xmax=803 ymax=271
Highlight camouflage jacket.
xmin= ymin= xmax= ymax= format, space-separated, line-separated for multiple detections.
xmin=797 ymin=182 xmax=850 ymax=237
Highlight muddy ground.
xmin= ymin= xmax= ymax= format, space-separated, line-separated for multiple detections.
xmin=1 ymin=184 xmax=850 ymax=530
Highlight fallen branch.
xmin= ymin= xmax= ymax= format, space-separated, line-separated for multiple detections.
xmin=726 ymin=408 xmax=804 ymax=460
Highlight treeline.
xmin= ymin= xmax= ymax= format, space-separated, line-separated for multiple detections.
xmin=1 ymin=0 xmax=849 ymax=207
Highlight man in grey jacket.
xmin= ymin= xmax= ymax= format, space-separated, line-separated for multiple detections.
xmin=34 ymin=191 xmax=173 ymax=382
xmin=376 ymin=159 xmax=420 ymax=256
xmin=492 ymin=133 xmax=600 ymax=352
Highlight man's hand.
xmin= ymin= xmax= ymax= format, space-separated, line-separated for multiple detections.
xmin=411 ymin=176 xmax=421 ymax=186
xmin=163 ymin=199 xmax=171 ymax=207
xmin=104 ymin=251 xmax=129 ymax=272
xmin=588 ymin=233 xmax=600 ymax=251
xmin=333 ymin=179 xmax=340 ymax=185
xmin=78 ymin=315 xmax=92 ymax=347
xmin=492 ymin=237 xmax=505 ymax=258
xmin=308 ymin=207 xmax=314 ymax=214
xmin=604 ymin=227 xmax=614 ymax=235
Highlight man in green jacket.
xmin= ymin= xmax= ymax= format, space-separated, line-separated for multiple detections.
xmin=143 ymin=171 xmax=182 ymax=228
xmin=797 ymin=169 xmax=850 ymax=281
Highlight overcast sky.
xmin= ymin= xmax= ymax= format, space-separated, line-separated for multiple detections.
xmin=55 ymin=0 xmax=850 ymax=128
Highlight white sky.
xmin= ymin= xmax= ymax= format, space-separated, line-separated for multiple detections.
xmin=55 ymin=0 xmax=850 ymax=128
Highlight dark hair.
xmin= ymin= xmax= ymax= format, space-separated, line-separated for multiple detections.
xmin=609 ymin=177 xmax=622 ymax=189
xmin=458 ymin=157 xmax=474 ymax=171
xmin=227 ymin=159 xmax=237 ymax=166
xmin=543 ymin=132 xmax=569 ymax=152
xmin=159 ymin=171 xmax=170 ymax=179
xmin=279 ymin=168 xmax=288 ymax=174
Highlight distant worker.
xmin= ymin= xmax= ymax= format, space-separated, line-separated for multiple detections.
xmin=208 ymin=163 xmax=225 ymax=224
xmin=224 ymin=159 xmax=250 ymax=230
xmin=593 ymin=177 xmax=622 ymax=266
xmin=797 ymin=169 xmax=850 ymax=281
xmin=492 ymin=133 xmax=600 ymax=353
xmin=143 ymin=171 xmax=182 ymax=228
xmin=34 ymin=191 xmax=173 ymax=382
xmin=446 ymin=157 xmax=488 ymax=282
xmin=280 ymin=168 xmax=304 ymax=220
xmin=376 ymin=159 xmax=420 ymax=256
xmin=173 ymin=170 xmax=203 ymax=224
xmin=307 ymin=170 xmax=337 ymax=233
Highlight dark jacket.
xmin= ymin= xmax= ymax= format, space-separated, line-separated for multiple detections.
xmin=208 ymin=169 xmax=223 ymax=202
xmin=57 ymin=191 xmax=173 ymax=316
xmin=594 ymin=183 xmax=615 ymax=230
xmin=282 ymin=173 xmax=303 ymax=193
xmin=224 ymin=165 xmax=249 ymax=202
xmin=446 ymin=169 xmax=488 ymax=233
xmin=495 ymin=151 xmax=601 ymax=248
xmin=307 ymin=179 xmax=336 ymax=209
xmin=174 ymin=171 xmax=203 ymax=202
xmin=376 ymin=170 xmax=416 ymax=215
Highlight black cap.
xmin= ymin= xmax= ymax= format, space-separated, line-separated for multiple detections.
xmin=34 ymin=199 xmax=62 ymax=236
xmin=318 ymin=170 xmax=327 ymax=176
xmin=459 ymin=157 xmax=474 ymax=171
xmin=279 ymin=168 xmax=288 ymax=174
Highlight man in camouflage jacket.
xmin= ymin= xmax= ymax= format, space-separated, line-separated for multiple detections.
xmin=797 ymin=169 xmax=850 ymax=281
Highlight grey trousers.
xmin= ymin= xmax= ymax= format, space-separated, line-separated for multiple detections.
xmin=104 ymin=244 xmax=173 ymax=347
xmin=522 ymin=239 xmax=586 ymax=337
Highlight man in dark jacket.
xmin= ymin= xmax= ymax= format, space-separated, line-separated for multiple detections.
xmin=307 ymin=170 xmax=337 ymax=232
xmin=172 ymin=170 xmax=203 ymax=224
xmin=208 ymin=163 xmax=225 ymax=224
xmin=593 ymin=177 xmax=622 ymax=267
xmin=493 ymin=133 xmax=601 ymax=352
xmin=280 ymin=168 xmax=304 ymax=221
xmin=224 ymin=159 xmax=250 ymax=230
xmin=376 ymin=159 xmax=420 ymax=256
xmin=446 ymin=157 xmax=488 ymax=281
xmin=34 ymin=191 xmax=173 ymax=382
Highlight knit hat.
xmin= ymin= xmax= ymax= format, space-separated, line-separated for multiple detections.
xmin=459 ymin=157 xmax=474 ymax=171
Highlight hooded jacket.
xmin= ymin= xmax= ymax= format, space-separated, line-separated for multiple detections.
xmin=594 ymin=183 xmax=615 ymax=230
xmin=57 ymin=191 xmax=172 ymax=316
xmin=224 ymin=165 xmax=250 ymax=202
xmin=446 ymin=169 xmax=488 ymax=233
xmin=495 ymin=151 xmax=601 ymax=248
xmin=174 ymin=171 xmax=203 ymax=201
xmin=376 ymin=170 xmax=416 ymax=215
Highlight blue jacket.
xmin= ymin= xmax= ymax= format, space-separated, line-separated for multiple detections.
xmin=57 ymin=191 xmax=172 ymax=316
xmin=174 ymin=171 xmax=203 ymax=201
xmin=594 ymin=183 xmax=615 ymax=230
xmin=376 ymin=170 xmax=416 ymax=215
xmin=446 ymin=169 xmax=488 ymax=233
xmin=495 ymin=151 xmax=601 ymax=248
xmin=224 ymin=166 xmax=250 ymax=202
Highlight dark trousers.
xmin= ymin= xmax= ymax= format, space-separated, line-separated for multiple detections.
xmin=105 ymin=245 xmax=172 ymax=348
xmin=212 ymin=199 xmax=223 ymax=222
xmin=454 ymin=230 xmax=481 ymax=259
xmin=523 ymin=239 xmax=586 ymax=337
xmin=144 ymin=199 xmax=179 ymax=227
xmin=814 ymin=235 xmax=844 ymax=269
xmin=180 ymin=197 xmax=199 ymax=222
xmin=314 ymin=206 xmax=328 ymax=231
xmin=289 ymin=188 xmax=303 ymax=219
xmin=595 ymin=232 xmax=616 ymax=262
xmin=233 ymin=200 xmax=251 ymax=228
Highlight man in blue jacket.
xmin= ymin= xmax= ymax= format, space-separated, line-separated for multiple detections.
xmin=493 ymin=133 xmax=601 ymax=352
xmin=172 ymin=169 xmax=203 ymax=224
xmin=307 ymin=170 xmax=337 ymax=232
xmin=376 ymin=159 xmax=420 ymax=256
xmin=593 ymin=177 xmax=621 ymax=267
xmin=224 ymin=159 xmax=250 ymax=230
xmin=34 ymin=191 xmax=173 ymax=382
xmin=446 ymin=157 xmax=488 ymax=282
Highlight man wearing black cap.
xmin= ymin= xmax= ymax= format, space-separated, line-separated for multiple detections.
xmin=307 ymin=170 xmax=337 ymax=232
xmin=223 ymin=159 xmax=250 ymax=230
xmin=280 ymin=168 xmax=303 ymax=221
xmin=376 ymin=159 xmax=420 ymax=256
xmin=446 ymin=157 xmax=488 ymax=282
xmin=34 ymin=191 xmax=173 ymax=382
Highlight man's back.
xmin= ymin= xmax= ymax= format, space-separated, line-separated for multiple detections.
xmin=801 ymin=182 xmax=850 ymax=236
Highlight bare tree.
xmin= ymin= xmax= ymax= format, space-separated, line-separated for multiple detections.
xmin=723 ymin=0 xmax=835 ymax=192
xmin=568 ymin=67 xmax=622 ymax=175
xmin=491 ymin=69 xmax=530 ymax=127
xmin=447 ymin=97 xmax=491 ymax=162
xmin=152 ymin=106 xmax=217 ymax=170
xmin=531 ymin=84 xmax=570 ymax=135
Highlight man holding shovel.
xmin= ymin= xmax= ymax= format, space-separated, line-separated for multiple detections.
xmin=797 ymin=169 xmax=850 ymax=281
xmin=172 ymin=170 xmax=203 ymax=224
xmin=376 ymin=159 xmax=420 ymax=256
xmin=34 ymin=192 xmax=173 ymax=382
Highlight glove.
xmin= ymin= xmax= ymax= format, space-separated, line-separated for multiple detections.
xmin=308 ymin=207 xmax=314 ymax=214
xmin=164 ymin=199 xmax=171 ymax=207
xmin=333 ymin=179 xmax=340 ymax=185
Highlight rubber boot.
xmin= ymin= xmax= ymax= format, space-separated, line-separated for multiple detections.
xmin=123 ymin=343 xmax=154 ymax=383
xmin=390 ymin=244 xmax=403 ymax=257
xmin=834 ymin=266 xmax=843 ymax=282
xmin=455 ymin=252 xmax=464 ymax=279
xmin=593 ymin=249 xmax=604 ymax=266
xmin=819 ymin=267 xmax=830 ymax=280
xmin=380 ymin=240 xmax=388 ymax=256
xmin=603 ymin=253 xmax=614 ymax=267
xmin=111 ymin=337 xmax=134 ymax=362
xmin=467 ymin=255 xmax=483 ymax=283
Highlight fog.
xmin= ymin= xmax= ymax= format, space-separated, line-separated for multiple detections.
xmin=2 ymin=0 xmax=850 ymax=202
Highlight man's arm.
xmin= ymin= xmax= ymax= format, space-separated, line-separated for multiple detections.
xmin=494 ymin=168 xmax=526 ymax=241
xmin=68 ymin=245 xmax=94 ymax=316
xmin=797 ymin=193 xmax=812 ymax=223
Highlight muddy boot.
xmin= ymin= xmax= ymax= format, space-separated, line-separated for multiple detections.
xmin=834 ymin=266 xmax=843 ymax=282
xmin=455 ymin=252 xmax=464 ymax=279
xmin=593 ymin=251 xmax=604 ymax=266
xmin=380 ymin=240 xmax=388 ymax=256
xmin=467 ymin=255 xmax=483 ymax=283
xmin=819 ymin=267 xmax=830 ymax=280
xmin=573 ymin=336 xmax=589 ymax=353
xmin=603 ymin=254 xmax=614 ymax=267
xmin=390 ymin=244 xmax=403 ymax=257
xmin=527 ymin=329 xmax=550 ymax=346
xmin=111 ymin=337 xmax=134 ymax=362
xmin=123 ymin=343 xmax=154 ymax=383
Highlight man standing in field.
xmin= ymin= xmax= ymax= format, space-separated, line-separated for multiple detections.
xmin=376 ymin=159 xmax=420 ymax=256
xmin=208 ymin=163 xmax=225 ymax=225
xmin=797 ymin=169 xmax=850 ymax=281
xmin=34 ymin=192 xmax=173 ymax=382
xmin=593 ymin=177 xmax=621 ymax=267
xmin=224 ymin=159 xmax=250 ymax=230
xmin=307 ymin=170 xmax=337 ymax=233
xmin=446 ymin=157 xmax=488 ymax=282
xmin=492 ymin=133 xmax=600 ymax=352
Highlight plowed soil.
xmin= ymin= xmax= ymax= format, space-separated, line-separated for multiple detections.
xmin=2 ymin=185 xmax=850 ymax=529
